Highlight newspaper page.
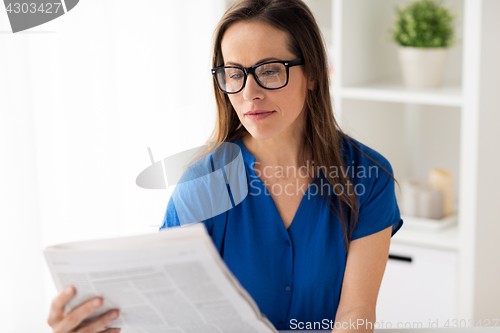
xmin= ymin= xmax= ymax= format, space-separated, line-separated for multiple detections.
xmin=43 ymin=223 xmax=278 ymax=333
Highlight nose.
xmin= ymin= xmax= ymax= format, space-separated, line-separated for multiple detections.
xmin=242 ymin=73 xmax=264 ymax=101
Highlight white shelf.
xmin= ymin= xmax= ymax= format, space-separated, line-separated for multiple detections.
xmin=323 ymin=0 xmax=498 ymax=321
xmin=338 ymin=78 xmax=463 ymax=107
xmin=401 ymin=212 xmax=458 ymax=231
xmin=391 ymin=224 xmax=459 ymax=251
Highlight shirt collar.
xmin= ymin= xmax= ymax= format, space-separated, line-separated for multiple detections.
xmin=232 ymin=137 xmax=256 ymax=166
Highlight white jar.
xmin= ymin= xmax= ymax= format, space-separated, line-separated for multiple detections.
xmin=398 ymin=46 xmax=449 ymax=88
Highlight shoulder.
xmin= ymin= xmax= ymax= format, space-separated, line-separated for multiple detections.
xmin=339 ymin=135 xmax=397 ymax=211
xmin=177 ymin=149 xmax=213 ymax=184
xmin=338 ymin=135 xmax=403 ymax=240
xmin=340 ymin=134 xmax=393 ymax=175
xmin=166 ymin=141 xmax=247 ymax=225
xmin=177 ymin=141 xmax=243 ymax=183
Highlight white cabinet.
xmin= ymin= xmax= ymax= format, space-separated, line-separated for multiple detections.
xmin=377 ymin=243 xmax=458 ymax=328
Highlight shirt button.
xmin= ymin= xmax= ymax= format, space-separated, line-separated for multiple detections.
xmin=277 ymin=321 xmax=284 ymax=328
xmin=285 ymin=240 xmax=291 ymax=246
xmin=285 ymin=285 xmax=291 ymax=291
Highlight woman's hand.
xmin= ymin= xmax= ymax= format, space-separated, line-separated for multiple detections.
xmin=47 ymin=285 xmax=121 ymax=333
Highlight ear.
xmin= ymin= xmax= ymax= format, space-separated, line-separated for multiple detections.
xmin=307 ymin=77 xmax=315 ymax=91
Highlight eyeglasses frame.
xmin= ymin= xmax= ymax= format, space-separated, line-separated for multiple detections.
xmin=211 ymin=58 xmax=305 ymax=94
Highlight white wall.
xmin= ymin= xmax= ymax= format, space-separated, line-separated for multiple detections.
xmin=0 ymin=0 xmax=225 ymax=331
xmin=0 ymin=35 xmax=48 ymax=332
xmin=474 ymin=0 xmax=500 ymax=320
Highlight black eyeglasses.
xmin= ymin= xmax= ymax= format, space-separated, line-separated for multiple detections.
xmin=211 ymin=58 xmax=304 ymax=94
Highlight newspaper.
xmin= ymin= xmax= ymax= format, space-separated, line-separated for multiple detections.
xmin=43 ymin=223 xmax=278 ymax=333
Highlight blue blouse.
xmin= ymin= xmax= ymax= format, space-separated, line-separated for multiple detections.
xmin=159 ymin=135 xmax=403 ymax=331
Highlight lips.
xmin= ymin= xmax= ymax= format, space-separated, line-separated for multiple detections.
xmin=244 ymin=110 xmax=275 ymax=115
xmin=244 ymin=110 xmax=275 ymax=121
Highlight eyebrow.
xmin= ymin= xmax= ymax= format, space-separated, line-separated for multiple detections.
xmin=225 ymin=57 xmax=282 ymax=67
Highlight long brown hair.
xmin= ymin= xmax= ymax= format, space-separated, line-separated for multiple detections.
xmin=206 ymin=0 xmax=399 ymax=253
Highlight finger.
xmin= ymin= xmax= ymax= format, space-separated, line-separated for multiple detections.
xmin=54 ymin=297 xmax=103 ymax=333
xmin=47 ymin=286 xmax=75 ymax=327
xmin=100 ymin=328 xmax=121 ymax=333
xmin=73 ymin=310 xmax=120 ymax=333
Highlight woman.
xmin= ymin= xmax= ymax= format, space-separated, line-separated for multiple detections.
xmin=47 ymin=0 xmax=403 ymax=332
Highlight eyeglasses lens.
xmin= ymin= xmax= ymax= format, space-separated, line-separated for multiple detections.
xmin=216 ymin=62 xmax=287 ymax=93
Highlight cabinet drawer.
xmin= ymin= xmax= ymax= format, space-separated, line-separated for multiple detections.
xmin=376 ymin=243 xmax=458 ymax=328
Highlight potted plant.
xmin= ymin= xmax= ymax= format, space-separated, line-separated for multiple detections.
xmin=389 ymin=0 xmax=457 ymax=88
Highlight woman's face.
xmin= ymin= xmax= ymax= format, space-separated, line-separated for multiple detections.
xmin=220 ymin=21 xmax=313 ymax=141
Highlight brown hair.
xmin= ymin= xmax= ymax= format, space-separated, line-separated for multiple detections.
xmin=206 ymin=0 xmax=399 ymax=253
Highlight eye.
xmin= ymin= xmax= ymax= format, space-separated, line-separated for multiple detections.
xmin=257 ymin=63 xmax=283 ymax=77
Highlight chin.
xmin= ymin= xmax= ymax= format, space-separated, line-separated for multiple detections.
xmin=245 ymin=129 xmax=278 ymax=141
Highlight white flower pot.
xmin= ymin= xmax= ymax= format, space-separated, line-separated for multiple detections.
xmin=398 ymin=46 xmax=449 ymax=88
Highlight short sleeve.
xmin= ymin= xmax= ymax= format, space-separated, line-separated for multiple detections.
xmin=158 ymin=142 xmax=245 ymax=235
xmin=159 ymin=196 xmax=181 ymax=229
xmin=159 ymin=195 xmax=215 ymax=234
xmin=350 ymin=155 xmax=404 ymax=241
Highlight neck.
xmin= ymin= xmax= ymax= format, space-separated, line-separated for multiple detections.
xmin=242 ymin=107 xmax=311 ymax=177
xmin=242 ymin=131 xmax=312 ymax=179
xmin=240 ymin=107 xmax=314 ymax=180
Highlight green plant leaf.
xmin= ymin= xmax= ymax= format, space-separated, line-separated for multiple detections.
xmin=388 ymin=0 xmax=456 ymax=48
